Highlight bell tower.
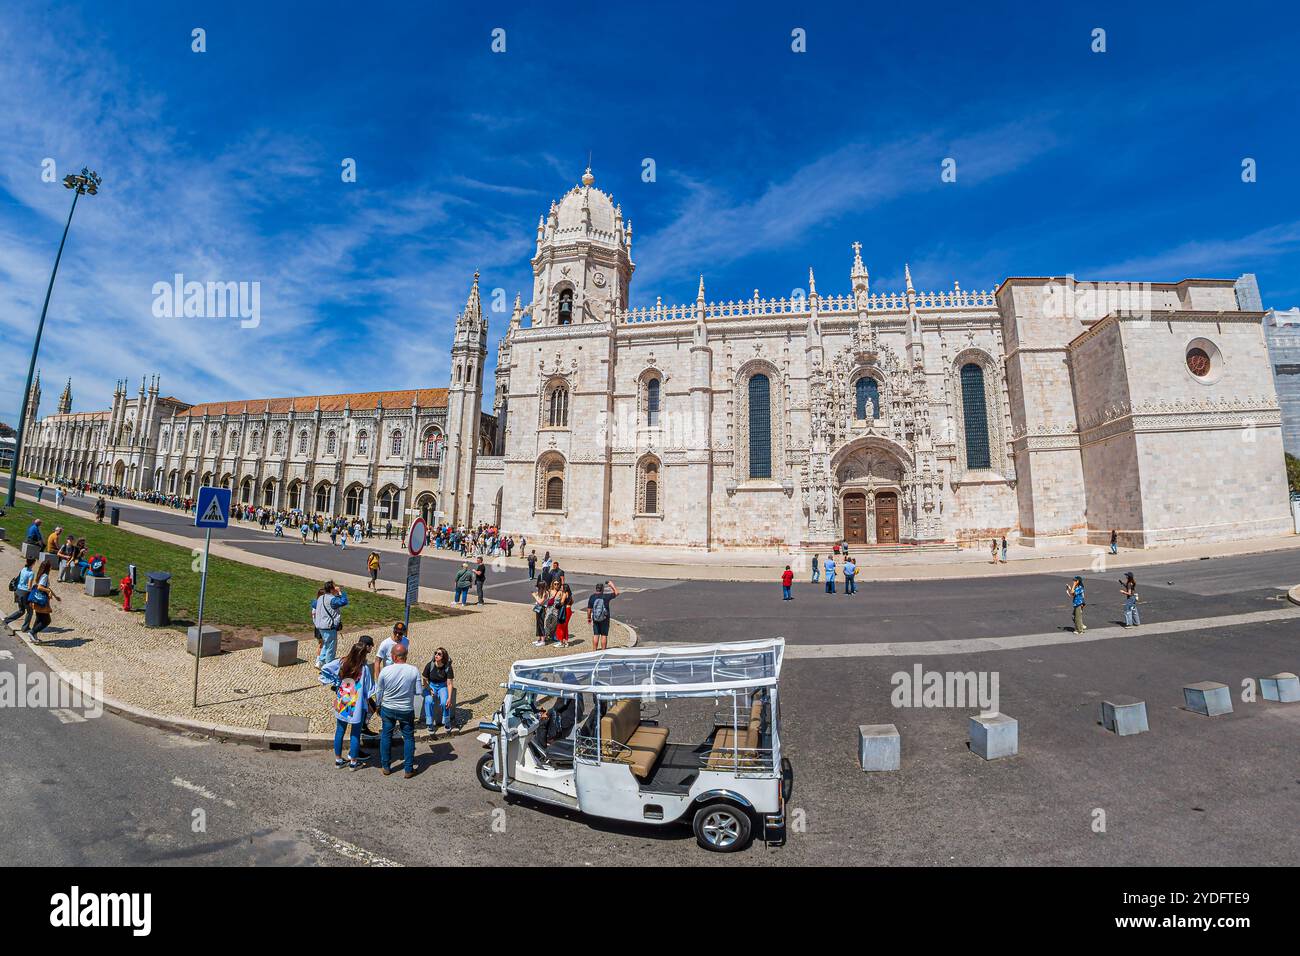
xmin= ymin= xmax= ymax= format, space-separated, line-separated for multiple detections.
xmin=530 ymin=167 xmax=634 ymax=327
xmin=440 ymin=272 xmax=488 ymax=525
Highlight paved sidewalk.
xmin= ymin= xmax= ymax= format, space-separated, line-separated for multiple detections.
xmin=0 ymin=543 xmax=630 ymax=746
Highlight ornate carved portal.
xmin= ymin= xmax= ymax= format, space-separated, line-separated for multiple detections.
xmin=875 ymin=492 xmax=899 ymax=543
xmin=844 ymin=492 xmax=867 ymax=543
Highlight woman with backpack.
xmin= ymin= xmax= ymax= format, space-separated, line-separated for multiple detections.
xmin=27 ymin=560 xmax=60 ymax=643
xmin=534 ymin=583 xmax=561 ymax=647
xmin=4 ymin=557 xmax=36 ymax=633
xmin=311 ymin=580 xmax=349 ymax=669
xmin=319 ymin=639 xmax=374 ymax=770
xmin=555 ymin=584 xmax=574 ymax=647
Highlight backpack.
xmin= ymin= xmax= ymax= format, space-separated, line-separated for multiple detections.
xmin=591 ymin=598 xmax=609 ymax=623
xmin=543 ymin=603 xmax=560 ymax=636
xmin=7 ymin=575 xmax=17 ymax=593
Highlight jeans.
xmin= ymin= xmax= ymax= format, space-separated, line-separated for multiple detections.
xmin=3 ymin=592 xmax=32 ymax=629
xmin=782 ymin=585 xmax=792 ymax=600
xmin=1110 ymin=543 xmax=1118 ymax=555
xmin=30 ymin=614 xmax=51 ymax=639
xmin=811 ymin=569 xmax=820 ymax=582
xmin=316 ymin=628 xmax=338 ymax=667
xmin=475 ymin=580 xmax=484 ymax=604
xmin=423 ymin=683 xmax=451 ymax=727
xmin=845 ymin=577 xmax=856 ymax=594
xmin=825 ymin=577 xmax=836 ymax=594
xmin=1124 ymin=596 xmax=1140 ymax=626
xmin=454 ymin=587 xmax=469 ymax=605
xmin=334 ymin=718 xmax=364 ymax=760
xmin=380 ymin=707 xmax=416 ymax=773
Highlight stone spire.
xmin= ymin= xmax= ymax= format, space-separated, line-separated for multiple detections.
xmin=693 ymin=276 xmax=708 ymax=346
xmin=850 ymin=241 xmax=870 ymax=297
xmin=58 ymin=377 xmax=72 ymax=414
xmin=463 ymin=270 xmax=482 ymax=323
xmin=904 ymin=263 xmax=924 ymax=369
xmin=808 ymin=267 xmax=818 ymax=299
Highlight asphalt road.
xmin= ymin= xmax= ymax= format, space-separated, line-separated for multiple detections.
xmin=3 ymin=479 xmax=1298 ymax=865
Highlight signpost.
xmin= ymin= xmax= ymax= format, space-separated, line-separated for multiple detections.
xmin=192 ymin=486 xmax=231 ymax=707
xmin=404 ymin=517 xmax=426 ymax=631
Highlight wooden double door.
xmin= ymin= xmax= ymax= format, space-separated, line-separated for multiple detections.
xmin=842 ymin=491 xmax=899 ymax=544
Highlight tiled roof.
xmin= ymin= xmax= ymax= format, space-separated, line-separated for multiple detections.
xmin=42 ymin=410 xmax=112 ymax=421
xmin=176 ymin=388 xmax=450 ymax=417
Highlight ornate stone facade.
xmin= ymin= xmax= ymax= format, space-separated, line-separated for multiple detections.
xmin=476 ymin=170 xmax=1292 ymax=550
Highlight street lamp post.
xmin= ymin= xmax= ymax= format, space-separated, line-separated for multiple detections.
xmin=5 ymin=167 xmax=101 ymax=508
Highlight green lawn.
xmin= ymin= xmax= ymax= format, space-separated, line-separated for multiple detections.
xmin=1 ymin=500 xmax=439 ymax=632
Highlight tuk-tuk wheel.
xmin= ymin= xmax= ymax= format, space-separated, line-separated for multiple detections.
xmin=475 ymin=752 xmax=501 ymax=792
xmin=692 ymin=802 xmax=752 ymax=852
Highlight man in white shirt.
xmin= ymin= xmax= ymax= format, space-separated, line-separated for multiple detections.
xmin=375 ymin=643 xmax=421 ymax=778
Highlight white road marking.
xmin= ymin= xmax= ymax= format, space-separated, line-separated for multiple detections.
xmin=0 ymin=650 xmax=13 ymax=660
xmin=307 ymin=828 xmax=401 ymax=867
xmin=780 ymin=606 xmax=1300 ymax=658
xmin=50 ymin=708 xmax=88 ymax=724
xmin=171 ymin=776 xmax=237 ymax=808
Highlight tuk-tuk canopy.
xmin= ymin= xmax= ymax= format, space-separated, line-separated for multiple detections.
xmin=506 ymin=639 xmax=785 ymax=698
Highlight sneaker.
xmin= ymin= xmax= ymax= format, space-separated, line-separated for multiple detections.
xmin=532 ymin=640 xmax=545 ymax=647
xmin=381 ymin=768 xmax=393 ymax=776
xmin=403 ymin=771 xmax=415 ymax=779
xmin=348 ymin=761 xmax=363 ymax=771
xmin=335 ymin=758 xmax=346 ymax=768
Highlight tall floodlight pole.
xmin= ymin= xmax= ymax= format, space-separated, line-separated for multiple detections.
xmin=6 ymin=167 xmax=101 ymax=507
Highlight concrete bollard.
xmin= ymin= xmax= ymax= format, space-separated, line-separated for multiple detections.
xmin=1101 ymin=699 xmax=1149 ymax=736
xmin=20 ymin=542 xmax=40 ymax=560
xmin=0 ymin=526 xmax=7 ymax=540
xmin=969 ymin=712 xmax=1018 ymax=760
xmin=1183 ymin=681 xmax=1233 ymax=717
xmin=858 ymin=723 xmax=901 ymax=771
xmin=1260 ymin=673 xmax=1299 ymax=703
xmin=186 ymin=625 xmax=222 ymax=658
xmin=261 ymin=634 xmax=299 ymax=667
xmin=40 ymin=551 xmax=59 ymax=567
xmin=84 ymin=576 xmax=112 ymax=597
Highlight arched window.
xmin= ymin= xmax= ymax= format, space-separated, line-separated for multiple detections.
xmin=344 ymin=485 xmax=362 ymax=516
xmin=314 ymin=482 xmax=331 ymax=513
xmin=378 ymin=486 xmax=400 ymax=521
xmin=287 ymin=480 xmax=302 ymax=511
xmin=356 ymin=430 xmax=369 ymax=455
xmin=240 ymin=477 xmax=253 ymax=504
xmin=325 ymin=430 xmax=338 ymax=455
xmin=229 ymin=430 xmax=240 ymax=452
xmin=250 ymin=431 xmax=261 ymax=453
xmin=537 ymin=454 xmax=566 ymax=511
xmin=855 ymin=377 xmax=880 ymax=420
xmin=272 ymin=430 xmax=284 ymax=454
xmin=558 ymin=288 xmax=573 ymax=325
xmin=646 ymin=378 xmax=661 ymax=426
xmin=208 ymin=429 xmax=219 ymax=452
xmin=422 ymin=427 xmax=441 ymax=459
xmin=297 ymin=429 xmax=309 ymax=454
xmin=748 ymin=374 xmax=772 ymax=479
xmin=960 ymin=363 xmax=991 ymax=470
xmin=547 ymin=387 xmax=569 ymax=427
xmin=191 ymin=430 xmax=200 ymax=451
xmin=638 ymin=457 xmax=661 ymax=515
xmin=160 ymin=428 xmax=169 ymax=449
xmin=391 ymin=429 xmax=403 ymax=456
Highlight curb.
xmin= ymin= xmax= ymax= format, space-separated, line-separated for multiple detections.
xmin=1288 ymin=585 xmax=1300 ymax=606
xmin=5 ymin=625 xmax=478 ymax=750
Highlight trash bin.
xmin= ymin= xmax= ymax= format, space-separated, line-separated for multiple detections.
xmin=110 ymin=506 xmax=121 ymax=526
xmin=145 ymin=571 xmax=171 ymax=627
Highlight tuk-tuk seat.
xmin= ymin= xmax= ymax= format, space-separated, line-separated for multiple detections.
xmin=706 ymin=699 xmax=764 ymax=770
xmin=600 ymin=699 xmax=668 ymax=779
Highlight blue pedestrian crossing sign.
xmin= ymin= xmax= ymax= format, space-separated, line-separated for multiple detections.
xmin=194 ymin=487 xmax=232 ymax=529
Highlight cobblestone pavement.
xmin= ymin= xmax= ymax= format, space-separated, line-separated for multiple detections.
xmin=0 ymin=544 xmax=629 ymax=735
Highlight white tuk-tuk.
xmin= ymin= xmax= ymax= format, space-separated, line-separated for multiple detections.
xmin=475 ymin=638 xmax=792 ymax=852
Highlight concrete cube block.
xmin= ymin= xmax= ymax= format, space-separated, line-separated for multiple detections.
xmin=261 ymin=634 xmax=298 ymax=667
xmin=20 ymin=542 xmax=39 ymax=559
xmin=40 ymin=551 xmax=58 ymax=567
xmin=969 ymin=712 xmax=1018 ymax=760
xmin=1183 ymin=681 xmax=1233 ymax=717
xmin=1101 ymin=699 xmax=1149 ymax=736
xmin=858 ymin=723 xmax=901 ymax=771
xmin=0 ymin=526 xmax=7 ymax=540
xmin=186 ymin=625 xmax=222 ymax=657
xmin=1260 ymin=672 xmax=1299 ymax=703
xmin=84 ymin=576 xmax=112 ymax=597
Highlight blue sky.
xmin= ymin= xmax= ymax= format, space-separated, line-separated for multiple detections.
xmin=2 ymin=0 xmax=1298 ymax=424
